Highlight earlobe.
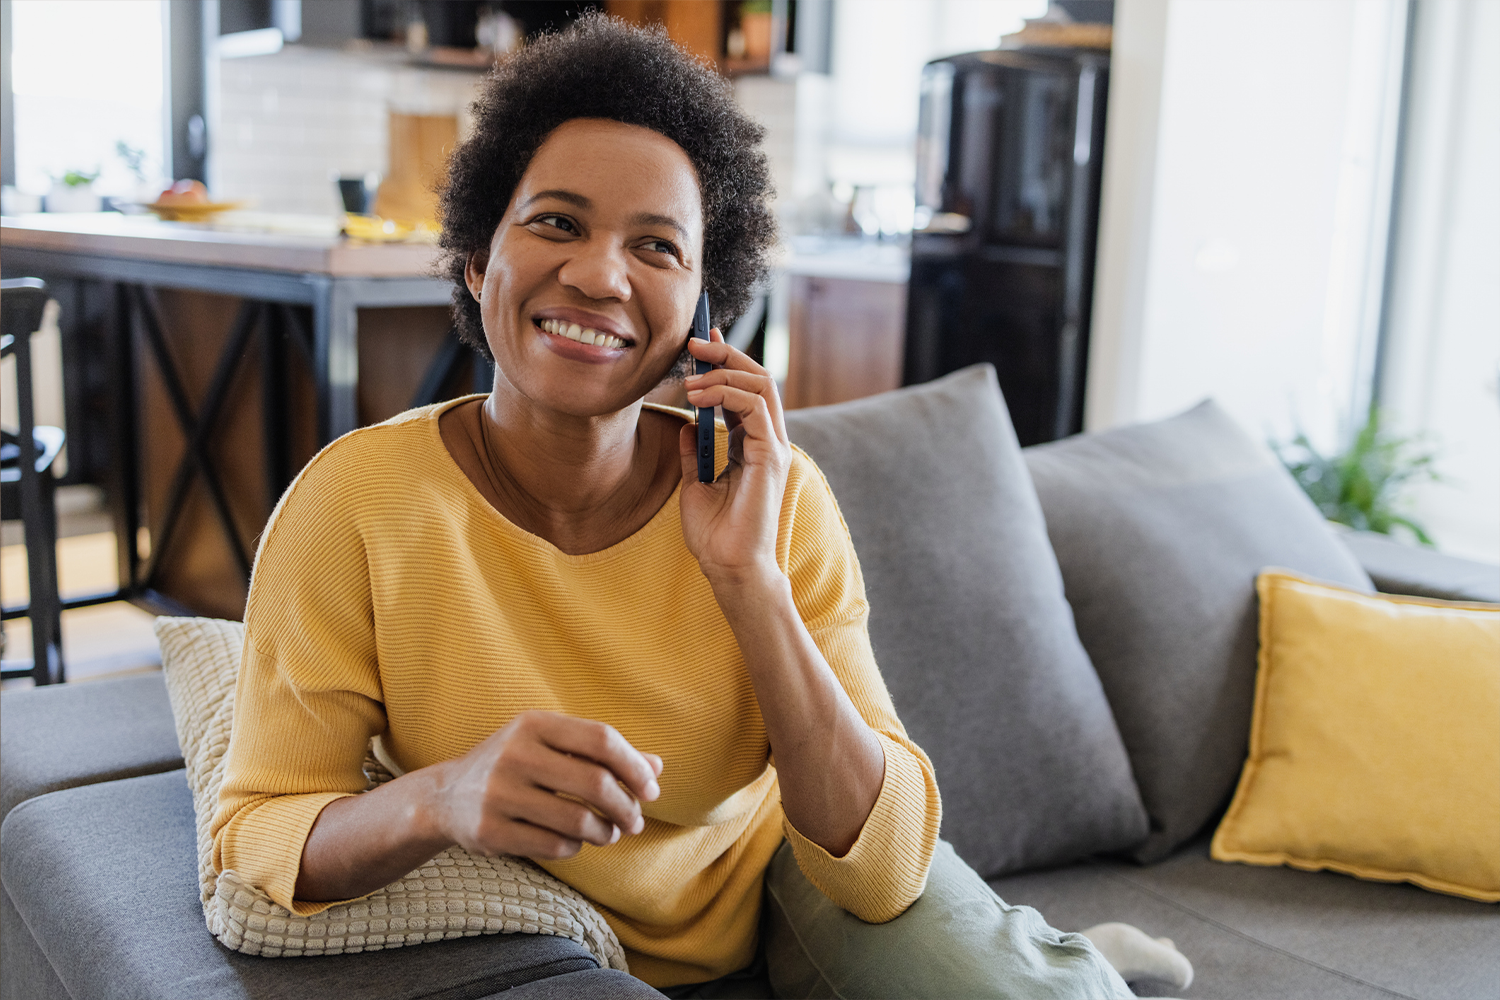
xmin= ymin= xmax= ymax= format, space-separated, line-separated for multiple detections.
xmin=464 ymin=253 xmax=486 ymax=302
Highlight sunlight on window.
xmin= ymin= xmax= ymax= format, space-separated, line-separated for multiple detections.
xmin=11 ymin=0 xmax=165 ymax=199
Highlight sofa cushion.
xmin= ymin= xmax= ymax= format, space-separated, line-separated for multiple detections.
xmin=2 ymin=883 xmax=71 ymax=1000
xmin=1023 ymin=400 xmax=1373 ymax=862
xmin=478 ymin=969 xmax=667 ymax=998
xmin=1340 ymin=528 xmax=1500 ymax=603
xmin=785 ymin=364 xmax=1148 ymax=879
xmin=990 ymin=839 xmax=1500 ymax=1000
xmin=0 ymin=770 xmax=604 ymax=1000
xmin=0 ymin=671 xmax=182 ymax=823
xmin=1212 ymin=571 xmax=1500 ymax=902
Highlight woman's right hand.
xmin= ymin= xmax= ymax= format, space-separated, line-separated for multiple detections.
xmin=433 ymin=711 xmax=663 ymax=859
xmin=296 ymin=712 xmax=661 ymax=902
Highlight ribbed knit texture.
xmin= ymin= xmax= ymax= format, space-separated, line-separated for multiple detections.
xmin=212 ymin=398 xmax=941 ymax=988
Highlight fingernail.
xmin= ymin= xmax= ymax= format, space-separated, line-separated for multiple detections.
xmin=609 ymin=825 xmax=621 ymax=844
xmin=645 ymin=780 xmax=660 ymax=800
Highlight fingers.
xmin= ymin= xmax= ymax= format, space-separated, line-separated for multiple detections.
xmin=678 ymin=421 xmax=706 ymax=486
xmin=686 ymin=354 xmax=786 ymax=435
xmin=508 ymin=785 xmax=621 ymax=848
xmin=451 ymin=712 xmax=664 ymax=858
xmin=687 ymin=328 xmax=769 ymax=376
xmin=535 ymin=713 xmax=661 ymax=804
xmin=528 ymin=748 xmax=647 ymax=836
xmin=685 ymin=380 xmax=786 ymax=451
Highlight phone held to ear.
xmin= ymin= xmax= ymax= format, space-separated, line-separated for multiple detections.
xmin=691 ymin=291 xmax=715 ymax=483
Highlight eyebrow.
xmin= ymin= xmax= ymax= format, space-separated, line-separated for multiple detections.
xmin=519 ymin=189 xmax=592 ymax=210
xmin=630 ymin=212 xmax=688 ymax=239
xmin=519 ymin=189 xmax=689 ymax=239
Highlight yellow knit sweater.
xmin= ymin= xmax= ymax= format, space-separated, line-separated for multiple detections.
xmin=212 ymin=397 xmax=942 ymax=987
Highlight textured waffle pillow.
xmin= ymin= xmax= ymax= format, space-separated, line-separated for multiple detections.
xmin=1211 ymin=571 xmax=1500 ymax=902
xmin=153 ymin=616 xmax=627 ymax=966
xmin=785 ymin=365 xmax=1148 ymax=878
xmin=1023 ymin=400 xmax=1374 ymax=862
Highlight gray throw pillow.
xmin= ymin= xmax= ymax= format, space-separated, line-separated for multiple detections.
xmin=1023 ymin=400 xmax=1374 ymax=863
xmin=785 ymin=364 xmax=1148 ymax=879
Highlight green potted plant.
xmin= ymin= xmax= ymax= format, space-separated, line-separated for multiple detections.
xmin=1273 ymin=408 xmax=1440 ymax=545
xmin=45 ymin=167 xmax=101 ymax=213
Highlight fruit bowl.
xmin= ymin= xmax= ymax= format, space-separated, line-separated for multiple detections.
xmin=142 ymin=200 xmax=244 ymax=222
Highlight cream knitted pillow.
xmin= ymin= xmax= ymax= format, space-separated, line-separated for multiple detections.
xmin=153 ymin=616 xmax=627 ymax=970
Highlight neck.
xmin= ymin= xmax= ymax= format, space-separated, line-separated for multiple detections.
xmin=479 ymin=384 xmax=652 ymax=518
xmin=447 ymin=368 xmax=683 ymax=555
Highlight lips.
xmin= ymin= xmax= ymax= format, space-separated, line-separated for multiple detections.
xmin=537 ymin=317 xmax=629 ymax=350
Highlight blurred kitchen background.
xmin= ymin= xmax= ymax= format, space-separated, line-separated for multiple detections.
xmin=2 ymin=0 xmax=1496 ymax=686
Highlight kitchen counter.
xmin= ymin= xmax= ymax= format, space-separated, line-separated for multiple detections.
xmin=2 ymin=212 xmax=450 ymax=441
xmin=1 ymin=212 xmax=457 ymax=620
xmin=782 ymin=235 xmax=911 ymax=284
xmin=1 ymin=212 xmax=440 ymax=277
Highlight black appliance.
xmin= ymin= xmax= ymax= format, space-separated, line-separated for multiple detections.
xmin=904 ymin=47 xmax=1110 ymax=445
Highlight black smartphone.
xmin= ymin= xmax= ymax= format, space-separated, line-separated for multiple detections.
xmin=691 ymin=291 xmax=715 ymax=483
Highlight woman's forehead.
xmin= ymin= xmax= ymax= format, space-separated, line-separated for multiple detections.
xmin=515 ymin=119 xmax=703 ymax=229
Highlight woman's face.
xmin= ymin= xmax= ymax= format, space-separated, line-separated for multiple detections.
xmin=466 ymin=118 xmax=706 ymax=418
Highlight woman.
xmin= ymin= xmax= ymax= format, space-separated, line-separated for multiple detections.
xmin=213 ymin=15 xmax=1130 ymax=998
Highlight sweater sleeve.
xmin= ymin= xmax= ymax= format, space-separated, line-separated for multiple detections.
xmin=210 ymin=440 xmax=388 ymax=916
xmin=775 ymin=447 xmax=943 ymax=923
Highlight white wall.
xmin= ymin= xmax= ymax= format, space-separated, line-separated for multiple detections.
xmin=825 ymin=0 xmax=1045 ymax=185
xmin=1087 ymin=0 xmax=1407 ymax=455
xmin=1377 ymin=0 xmax=1500 ymax=563
xmin=1089 ymin=0 xmax=1497 ymax=562
xmin=209 ymin=46 xmax=480 ymax=215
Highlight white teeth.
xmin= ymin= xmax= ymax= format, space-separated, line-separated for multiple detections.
xmin=540 ymin=318 xmax=626 ymax=349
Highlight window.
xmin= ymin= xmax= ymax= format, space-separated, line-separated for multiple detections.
xmin=10 ymin=0 xmax=166 ymax=200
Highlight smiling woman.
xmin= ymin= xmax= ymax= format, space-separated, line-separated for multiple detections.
xmin=207 ymin=13 xmax=1127 ymax=998
xmin=438 ymin=13 xmax=776 ymax=356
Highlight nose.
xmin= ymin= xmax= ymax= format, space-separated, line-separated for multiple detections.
xmin=556 ymin=237 xmax=631 ymax=303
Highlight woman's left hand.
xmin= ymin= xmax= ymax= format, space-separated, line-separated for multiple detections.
xmin=678 ymin=328 xmax=791 ymax=591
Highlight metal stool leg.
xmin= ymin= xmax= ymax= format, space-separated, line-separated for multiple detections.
xmin=3 ymin=278 xmax=65 ymax=685
xmin=23 ymin=466 xmax=63 ymax=685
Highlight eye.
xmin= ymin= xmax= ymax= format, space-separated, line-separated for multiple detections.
xmin=530 ymin=213 xmax=578 ymax=235
xmin=641 ymin=237 xmax=681 ymax=259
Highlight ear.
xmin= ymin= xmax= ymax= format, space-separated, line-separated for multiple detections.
xmin=464 ymin=251 xmax=486 ymax=302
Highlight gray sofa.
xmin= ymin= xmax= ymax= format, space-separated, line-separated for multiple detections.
xmin=4 ymin=365 xmax=1496 ymax=1000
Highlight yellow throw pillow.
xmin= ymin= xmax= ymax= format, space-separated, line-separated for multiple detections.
xmin=1211 ymin=569 xmax=1500 ymax=902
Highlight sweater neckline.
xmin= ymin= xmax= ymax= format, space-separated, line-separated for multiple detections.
xmin=422 ymin=394 xmax=691 ymax=565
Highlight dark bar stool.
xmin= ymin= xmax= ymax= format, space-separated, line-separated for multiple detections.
xmin=2 ymin=278 xmax=66 ymax=685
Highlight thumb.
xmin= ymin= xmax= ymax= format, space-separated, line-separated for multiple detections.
xmin=678 ymin=421 xmax=699 ymax=486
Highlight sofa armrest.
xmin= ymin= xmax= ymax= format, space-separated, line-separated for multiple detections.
xmin=1338 ymin=530 xmax=1500 ymax=604
xmin=0 ymin=672 xmax=183 ymax=823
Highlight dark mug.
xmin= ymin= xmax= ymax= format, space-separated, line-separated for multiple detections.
xmin=336 ymin=174 xmax=380 ymax=215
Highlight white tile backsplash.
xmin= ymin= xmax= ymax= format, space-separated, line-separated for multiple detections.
xmin=211 ymin=46 xmax=810 ymax=217
xmin=209 ymin=45 xmax=478 ymax=215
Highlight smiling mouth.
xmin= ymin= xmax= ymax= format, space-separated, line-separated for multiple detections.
xmin=537 ymin=318 xmax=630 ymax=349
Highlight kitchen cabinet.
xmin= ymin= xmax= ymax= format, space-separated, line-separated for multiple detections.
xmin=783 ymin=274 xmax=907 ymax=410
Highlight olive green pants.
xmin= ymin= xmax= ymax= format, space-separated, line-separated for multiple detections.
xmin=664 ymin=839 xmax=1133 ymax=999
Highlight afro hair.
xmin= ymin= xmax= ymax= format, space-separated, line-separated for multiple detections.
xmin=438 ymin=12 xmax=778 ymax=361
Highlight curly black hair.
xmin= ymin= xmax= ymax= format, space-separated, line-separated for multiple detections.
xmin=438 ymin=12 xmax=777 ymax=361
